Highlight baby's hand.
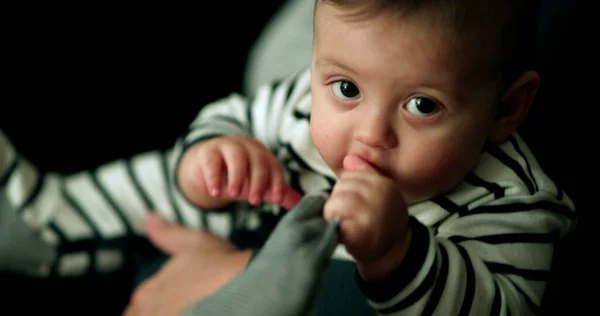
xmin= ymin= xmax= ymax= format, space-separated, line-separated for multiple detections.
xmin=178 ymin=135 xmax=301 ymax=209
xmin=323 ymin=154 xmax=410 ymax=281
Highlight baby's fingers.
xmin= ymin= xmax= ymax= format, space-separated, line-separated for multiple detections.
xmin=323 ymin=190 xmax=363 ymax=223
xmin=221 ymin=142 xmax=249 ymax=198
xmin=267 ymin=158 xmax=287 ymax=205
xmin=281 ymin=187 xmax=303 ymax=209
xmin=323 ymin=192 xmax=367 ymax=247
xmin=248 ymin=150 xmax=271 ymax=205
xmin=200 ymin=147 xmax=225 ymax=197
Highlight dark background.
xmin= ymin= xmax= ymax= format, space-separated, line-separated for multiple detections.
xmin=2 ymin=1 xmax=594 ymax=315
xmin=3 ymin=2 xmax=286 ymax=173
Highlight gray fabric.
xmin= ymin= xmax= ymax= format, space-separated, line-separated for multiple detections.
xmin=182 ymin=192 xmax=339 ymax=316
xmin=0 ymin=189 xmax=55 ymax=276
xmin=243 ymin=0 xmax=315 ymax=95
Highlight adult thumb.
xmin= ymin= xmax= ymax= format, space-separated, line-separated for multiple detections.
xmin=144 ymin=213 xmax=201 ymax=255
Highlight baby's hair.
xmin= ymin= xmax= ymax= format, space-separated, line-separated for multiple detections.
xmin=316 ymin=0 xmax=541 ymax=91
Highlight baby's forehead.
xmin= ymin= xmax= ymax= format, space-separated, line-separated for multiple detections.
xmin=317 ymin=15 xmax=498 ymax=85
xmin=314 ymin=1 xmax=513 ymax=85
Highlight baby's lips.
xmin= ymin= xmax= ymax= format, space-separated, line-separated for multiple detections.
xmin=343 ymin=154 xmax=388 ymax=176
xmin=343 ymin=154 xmax=372 ymax=171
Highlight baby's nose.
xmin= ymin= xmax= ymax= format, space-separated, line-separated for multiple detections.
xmin=353 ymin=115 xmax=397 ymax=149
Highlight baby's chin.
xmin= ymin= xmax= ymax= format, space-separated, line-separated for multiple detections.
xmin=403 ymin=181 xmax=461 ymax=206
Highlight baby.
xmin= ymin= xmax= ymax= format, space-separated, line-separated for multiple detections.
xmin=173 ymin=0 xmax=577 ymax=314
xmin=0 ymin=0 xmax=576 ymax=315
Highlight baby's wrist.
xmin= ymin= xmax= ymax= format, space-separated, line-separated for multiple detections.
xmin=356 ymin=228 xmax=412 ymax=282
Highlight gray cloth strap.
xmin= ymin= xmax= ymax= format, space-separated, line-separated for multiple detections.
xmin=182 ymin=192 xmax=339 ymax=316
xmin=0 ymin=189 xmax=55 ymax=276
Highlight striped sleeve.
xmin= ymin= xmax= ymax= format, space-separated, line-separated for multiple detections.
xmin=0 ymin=129 xmax=215 ymax=278
xmin=178 ymin=68 xmax=312 ymax=152
xmin=168 ymin=68 xmax=312 ymax=208
xmin=355 ymin=135 xmax=577 ymax=316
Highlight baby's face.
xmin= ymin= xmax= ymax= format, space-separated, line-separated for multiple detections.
xmin=310 ymin=3 xmax=501 ymax=204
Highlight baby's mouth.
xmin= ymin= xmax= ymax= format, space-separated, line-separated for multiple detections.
xmin=343 ymin=154 xmax=389 ymax=177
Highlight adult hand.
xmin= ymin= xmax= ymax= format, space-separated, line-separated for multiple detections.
xmin=123 ymin=213 xmax=252 ymax=316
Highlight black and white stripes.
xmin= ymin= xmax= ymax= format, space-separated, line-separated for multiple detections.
xmin=0 ymin=131 xmax=233 ymax=277
xmin=0 ymin=67 xmax=577 ymax=315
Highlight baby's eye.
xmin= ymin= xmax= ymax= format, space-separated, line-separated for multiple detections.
xmin=332 ymin=80 xmax=360 ymax=100
xmin=405 ymin=97 xmax=439 ymax=116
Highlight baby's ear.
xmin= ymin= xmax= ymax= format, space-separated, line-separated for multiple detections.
xmin=488 ymin=70 xmax=540 ymax=143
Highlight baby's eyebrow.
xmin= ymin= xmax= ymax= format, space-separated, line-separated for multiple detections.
xmin=314 ymin=58 xmax=335 ymax=68
xmin=314 ymin=58 xmax=356 ymax=74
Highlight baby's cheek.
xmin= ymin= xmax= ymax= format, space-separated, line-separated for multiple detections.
xmin=310 ymin=119 xmax=329 ymax=150
xmin=310 ymin=115 xmax=343 ymax=170
xmin=408 ymin=153 xmax=452 ymax=182
xmin=401 ymin=145 xmax=472 ymax=200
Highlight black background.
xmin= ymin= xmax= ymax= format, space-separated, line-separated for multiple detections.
xmin=3 ymin=2 xmax=285 ymax=173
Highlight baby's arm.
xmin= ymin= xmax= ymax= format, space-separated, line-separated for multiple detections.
xmin=356 ymin=193 xmax=576 ymax=315
xmin=0 ymin=70 xmax=312 ymax=278
xmin=172 ymin=69 xmax=311 ymax=209
xmin=0 ymin=129 xmax=211 ymax=278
